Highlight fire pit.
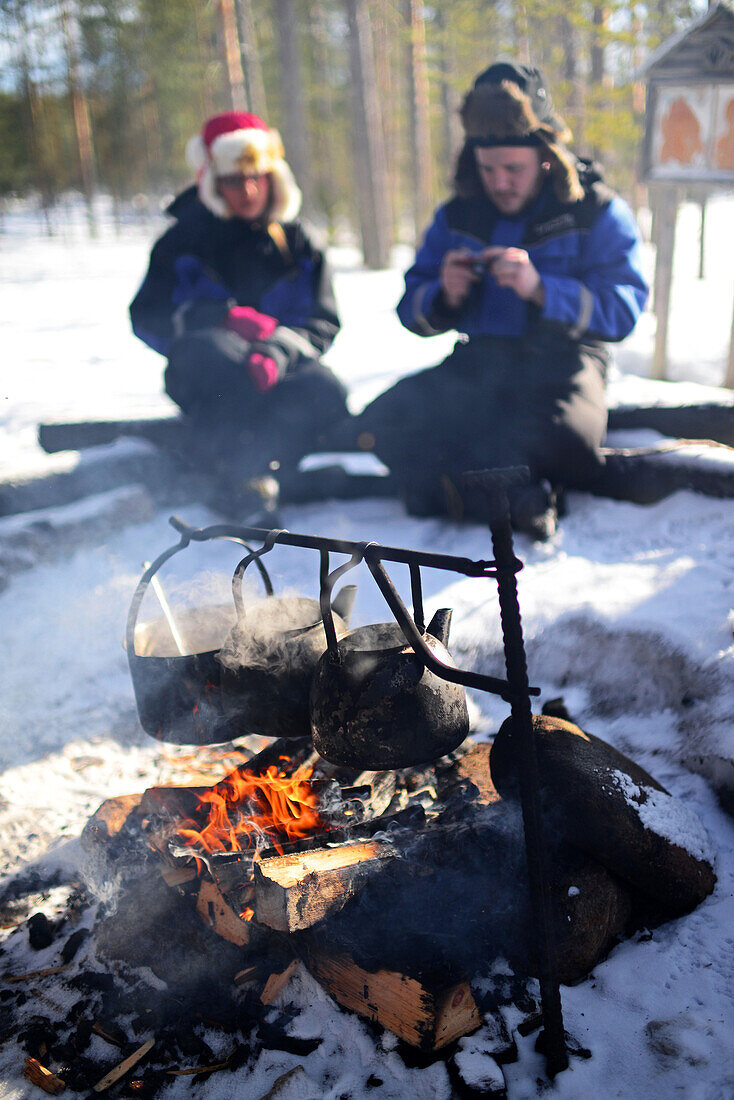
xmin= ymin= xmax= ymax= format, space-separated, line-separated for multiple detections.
xmin=89 ymin=467 xmax=712 ymax=1088
xmin=122 ymin=469 xmax=572 ymax=1073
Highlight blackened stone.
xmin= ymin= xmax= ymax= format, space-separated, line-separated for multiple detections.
xmin=94 ymin=874 xmax=244 ymax=999
xmin=61 ymin=927 xmax=89 ymax=963
xmin=27 ymin=911 xmax=55 ymax=949
xmin=257 ymin=1017 xmax=322 ymax=1056
xmin=490 ymin=715 xmax=717 ymax=915
xmin=60 ymin=1055 xmax=105 ymax=1091
xmin=71 ymin=1018 xmax=93 ymax=1053
xmin=70 ymin=969 xmax=115 ymax=993
xmin=18 ymin=1015 xmax=55 ymax=1059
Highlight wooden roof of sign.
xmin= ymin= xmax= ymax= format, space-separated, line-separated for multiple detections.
xmin=640 ymin=2 xmax=734 ymax=83
xmin=640 ymin=3 xmax=734 ymax=183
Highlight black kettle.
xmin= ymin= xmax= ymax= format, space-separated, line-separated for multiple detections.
xmin=310 ymin=607 xmax=469 ymax=769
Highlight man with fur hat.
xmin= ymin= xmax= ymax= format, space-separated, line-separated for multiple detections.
xmin=353 ymin=62 xmax=648 ymax=537
xmin=130 ymin=110 xmax=347 ymax=516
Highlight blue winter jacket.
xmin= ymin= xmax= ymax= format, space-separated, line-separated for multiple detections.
xmin=397 ymin=164 xmax=648 ymax=345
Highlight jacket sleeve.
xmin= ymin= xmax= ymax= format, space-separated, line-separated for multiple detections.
xmin=258 ymin=227 xmax=340 ymax=367
xmin=396 ymin=207 xmax=464 ymax=336
xmin=540 ymin=196 xmax=649 ymax=343
xmin=129 ymin=229 xmax=230 ymax=356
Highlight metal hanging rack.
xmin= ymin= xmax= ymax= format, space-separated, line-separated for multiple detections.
xmin=138 ymin=466 xmax=567 ymax=1075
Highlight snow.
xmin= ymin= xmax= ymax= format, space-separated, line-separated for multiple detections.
xmin=1 ymin=194 xmax=734 ymax=1097
xmin=610 ymin=769 xmax=715 ymax=864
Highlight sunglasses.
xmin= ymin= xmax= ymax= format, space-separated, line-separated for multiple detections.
xmin=216 ymin=173 xmax=266 ymax=189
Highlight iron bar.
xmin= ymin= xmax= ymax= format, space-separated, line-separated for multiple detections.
xmin=465 ymin=467 xmax=568 ymax=1076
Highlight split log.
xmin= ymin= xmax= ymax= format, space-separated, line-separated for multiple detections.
xmin=196 ymin=879 xmax=253 ymax=946
xmin=23 ymin=1058 xmax=65 ymax=1095
xmin=304 ymin=948 xmax=481 ymax=1050
xmin=607 ymin=402 xmax=734 ymax=446
xmin=81 ymin=793 xmax=144 ymax=852
xmin=253 ymin=839 xmax=395 ymax=932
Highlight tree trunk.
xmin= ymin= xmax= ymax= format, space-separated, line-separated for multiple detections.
xmin=344 ymin=0 xmax=391 ymax=268
xmin=560 ymin=13 xmax=583 ymax=144
xmin=218 ymin=0 xmax=247 ymax=111
xmin=235 ymin=0 xmax=267 ymax=117
xmin=403 ymin=0 xmax=433 ymax=238
xmin=274 ymin=0 xmax=313 ymax=217
xmin=61 ymin=1 xmax=97 ymax=237
xmin=434 ymin=7 xmax=462 ymax=186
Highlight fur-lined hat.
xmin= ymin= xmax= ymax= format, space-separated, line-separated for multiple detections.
xmin=456 ymin=62 xmax=583 ymax=204
xmin=186 ymin=111 xmax=302 ymax=222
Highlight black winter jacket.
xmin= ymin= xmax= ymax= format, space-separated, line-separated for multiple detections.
xmin=129 ymin=187 xmax=339 ymax=366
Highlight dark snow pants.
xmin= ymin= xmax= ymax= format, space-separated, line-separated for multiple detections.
xmin=354 ymin=324 xmax=609 ymax=512
xmin=164 ymin=327 xmax=348 ymax=476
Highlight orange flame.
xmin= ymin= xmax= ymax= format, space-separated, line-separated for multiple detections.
xmin=175 ymin=761 xmax=323 ymax=864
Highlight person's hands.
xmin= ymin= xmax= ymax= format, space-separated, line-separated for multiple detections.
xmin=247 ymin=350 xmax=280 ymax=392
xmin=224 ymin=306 xmax=278 ymax=343
xmin=439 ymin=249 xmax=482 ymax=309
xmin=480 ymin=247 xmax=545 ymax=306
xmin=245 ymin=340 xmax=289 ymax=393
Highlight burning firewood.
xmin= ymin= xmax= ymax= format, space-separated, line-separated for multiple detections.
xmin=23 ymin=1058 xmax=65 ymax=1095
xmin=304 ymin=949 xmax=481 ymax=1051
xmin=253 ymin=839 xmax=396 ymax=932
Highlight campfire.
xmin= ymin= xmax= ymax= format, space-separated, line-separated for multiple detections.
xmin=4 ymin=471 xmax=718 ymax=1096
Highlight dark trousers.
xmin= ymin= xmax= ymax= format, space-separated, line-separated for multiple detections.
xmin=355 ymin=325 xmax=609 ymax=509
xmin=164 ymin=327 xmax=348 ymax=477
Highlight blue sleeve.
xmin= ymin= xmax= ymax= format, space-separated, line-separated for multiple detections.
xmin=397 ymin=207 xmax=461 ymax=336
xmin=540 ymin=196 xmax=649 ymax=342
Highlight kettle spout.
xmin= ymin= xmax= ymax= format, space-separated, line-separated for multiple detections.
xmin=426 ymin=607 xmax=452 ymax=646
xmin=332 ymin=584 xmax=358 ymax=625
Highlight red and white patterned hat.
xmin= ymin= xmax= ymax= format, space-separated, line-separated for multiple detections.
xmin=186 ymin=110 xmax=302 ymax=221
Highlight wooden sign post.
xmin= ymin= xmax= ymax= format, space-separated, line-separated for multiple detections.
xmin=639 ymin=2 xmax=734 ymax=382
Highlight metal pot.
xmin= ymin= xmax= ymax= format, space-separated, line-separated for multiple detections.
xmin=309 ymin=607 xmax=469 ymax=769
xmin=217 ymin=539 xmax=357 ymax=739
xmin=126 ymin=532 xmax=273 ymax=745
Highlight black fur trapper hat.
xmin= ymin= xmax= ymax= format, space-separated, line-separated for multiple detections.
xmin=455 ymin=61 xmax=584 ymax=204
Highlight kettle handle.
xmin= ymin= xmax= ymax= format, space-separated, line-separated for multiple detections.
xmin=126 ymin=527 xmax=274 ymax=659
xmin=231 ymin=528 xmax=284 ymax=622
xmin=319 ymin=546 xmax=367 ymax=660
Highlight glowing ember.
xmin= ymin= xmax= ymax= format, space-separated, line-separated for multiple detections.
xmin=175 ymin=760 xmax=323 ymax=867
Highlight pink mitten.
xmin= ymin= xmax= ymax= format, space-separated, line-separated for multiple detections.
xmin=224 ymin=306 xmax=278 ymax=342
xmin=247 ymin=351 xmax=280 ymax=393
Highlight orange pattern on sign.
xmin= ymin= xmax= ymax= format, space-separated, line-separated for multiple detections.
xmin=716 ymin=97 xmax=734 ymax=171
xmin=660 ymin=97 xmax=704 ymax=164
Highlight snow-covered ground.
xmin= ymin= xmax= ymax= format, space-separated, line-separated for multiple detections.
xmin=1 ymin=194 xmax=734 ymax=1098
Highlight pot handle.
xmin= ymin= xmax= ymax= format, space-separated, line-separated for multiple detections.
xmin=319 ymin=546 xmax=368 ymax=661
xmin=231 ymin=528 xmax=284 ymax=622
xmin=126 ymin=523 xmax=273 ymax=659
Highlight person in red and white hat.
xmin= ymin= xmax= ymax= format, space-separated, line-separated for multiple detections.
xmin=130 ymin=110 xmax=347 ymax=517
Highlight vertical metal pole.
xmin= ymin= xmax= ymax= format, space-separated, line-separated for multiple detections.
xmin=471 ymin=469 xmax=568 ymax=1075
